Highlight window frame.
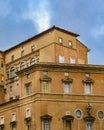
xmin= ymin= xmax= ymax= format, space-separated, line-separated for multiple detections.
xmin=85 ymin=83 xmax=92 ymax=95
xmin=25 ymin=83 xmax=31 ymax=96
xmin=10 ymin=67 xmax=15 ymax=79
xmin=63 ymin=82 xmax=71 ymax=94
xmin=41 ymin=81 xmax=50 ymax=93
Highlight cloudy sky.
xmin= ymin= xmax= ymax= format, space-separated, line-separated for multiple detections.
xmin=0 ymin=0 xmax=104 ymax=65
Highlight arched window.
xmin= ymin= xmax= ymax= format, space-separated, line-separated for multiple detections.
xmin=30 ymin=58 xmax=35 ymax=65
xmin=10 ymin=67 xmax=15 ymax=78
xmin=20 ymin=62 xmax=25 ymax=69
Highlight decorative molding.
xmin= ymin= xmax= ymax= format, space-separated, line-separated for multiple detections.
xmin=40 ymin=114 xmax=52 ymax=120
xmin=62 ymin=115 xmax=74 ymax=122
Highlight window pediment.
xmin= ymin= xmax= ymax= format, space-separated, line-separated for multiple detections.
xmin=62 ymin=77 xmax=73 ymax=83
xmin=84 ymin=115 xmax=95 ymax=122
xmin=62 ymin=115 xmax=74 ymax=122
xmin=40 ymin=75 xmax=52 ymax=82
xmin=10 ymin=121 xmax=16 ymax=126
xmin=82 ymin=78 xmax=94 ymax=84
xmin=40 ymin=114 xmax=52 ymax=120
xmin=24 ymin=117 xmax=31 ymax=123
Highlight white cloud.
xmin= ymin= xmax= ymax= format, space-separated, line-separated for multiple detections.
xmin=22 ymin=0 xmax=51 ymax=32
xmin=91 ymin=25 xmax=104 ymax=37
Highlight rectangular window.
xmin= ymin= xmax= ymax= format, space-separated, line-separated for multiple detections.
xmin=68 ymin=41 xmax=72 ymax=48
xmin=11 ymin=55 xmax=14 ymax=61
xmin=12 ymin=126 xmax=16 ymax=130
xmin=25 ymin=83 xmax=31 ymax=96
xmin=11 ymin=113 xmax=16 ymax=121
xmin=31 ymin=45 xmax=35 ymax=52
xmin=85 ymin=83 xmax=91 ymax=94
xmin=64 ymin=83 xmax=71 ymax=94
xmin=27 ymin=124 xmax=31 ymax=130
xmin=26 ymin=108 xmax=31 ymax=117
xmin=58 ymin=37 xmax=63 ymax=44
xmin=1 ymin=62 xmax=3 ymax=68
xmin=70 ymin=58 xmax=75 ymax=64
xmin=59 ymin=55 xmax=64 ymax=63
xmin=41 ymin=81 xmax=49 ymax=93
xmin=0 ymin=116 xmax=4 ymax=124
xmin=86 ymin=121 xmax=92 ymax=130
xmin=43 ymin=120 xmax=49 ymax=130
xmin=21 ymin=50 xmax=24 ymax=57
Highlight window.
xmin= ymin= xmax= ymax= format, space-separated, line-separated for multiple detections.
xmin=86 ymin=121 xmax=92 ymax=130
xmin=11 ymin=113 xmax=16 ymax=121
xmin=21 ymin=50 xmax=24 ymax=57
xmin=0 ymin=116 xmax=4 ymax=124
xmin=68 ymin=41 xmax=72 ymax=48
xmin=1 ymin=75 xmax=4 ymax=82
xmin=1 ymin=62 xmax=3 ymax=68
xmin=75 ymin=110 xmax=82 ymax=119
xmin=20 ymin=62 xmax=25 ymax=69
xmin=70 ymin=58 xmax=75 ymax=64
xmin=64 ymin=82 xmax=71 ymax=94
xmin=25 ymin=83 xmax=31 ymax=96
xmin=97 ymin=110 xmax=104 ymax=120
xmin=85 ymin=73 xmax=90 ymax=78
xmin=31 ymin=46 xmax=35 ymax=52
xmin=11 ymin=55 xmax=14 ymax=61
xmin=26 ymin=108 xmax=31 ymax=117
xmin=30 ymin=58 xmax=35 ymax=65
xmin=85 ymin=83 xmax=91 ymax=94
xmin=58 ymin=37 xmax=63 ymax=44
xmin=10 ymin=67 xmax=15 ymax=78
xmin=41 ymin=81 xmax=50 ymax=93
xmin=59 ymin=55 xmax=64 ymax=63
xmin=27 ymin=124 xmax=31 ymax=130
xmin=62 ymin=115 xmax=74 ymax=130
xmin=41 ymin=115 xmax=52 ymax=130
xmin=12 ymin=125 xmax=16 ymax=130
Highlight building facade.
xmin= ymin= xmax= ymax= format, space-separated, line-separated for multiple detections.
xmin=0 ymin=26 xmax=104 ymax=130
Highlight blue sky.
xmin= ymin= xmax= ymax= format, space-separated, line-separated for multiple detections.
xmin=0 ymin=0 xmax=104 ymax=65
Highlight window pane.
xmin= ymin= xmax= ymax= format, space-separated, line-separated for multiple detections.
xmin=58 ymin=38 xmax=63 ymax=44
xmin=10 ymin=67 xmax=15 ymax=78
xmin=85 ymin=83 xmax=91 ymax=94
xmin=44 ymin=120 xmax=49 ymax=130
xmin=86 ymin=121 xmax=92 ymax=130
xmin=75 ymin=110 xmax=82 ymax=119
xmin=59 ymin=55 xmax=64 ymax=63
xmin=98 ymin=111 xmax=104 ymax=119
xmin=64 ymin=83 xmax=70 ymax=93
xmin=30 ymin=58 xmax=35 ymax=65
xmin=25 ymin=84 xmax=31 ymax=95
xmin=41 ymin=81 xmax=49 ymax=92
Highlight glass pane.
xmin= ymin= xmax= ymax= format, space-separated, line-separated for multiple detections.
xmin=98 ymin=111 xmax=104 ymax=119
xmin=44 ymin=120 xmax=49 ymax=130
xmin=86 ymin=121 xmax=92 ymax=130
xmin=64 ymin=83 xmax=70 ymax=93
xmin=76 ymin=110 xmax=81 ymax=119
